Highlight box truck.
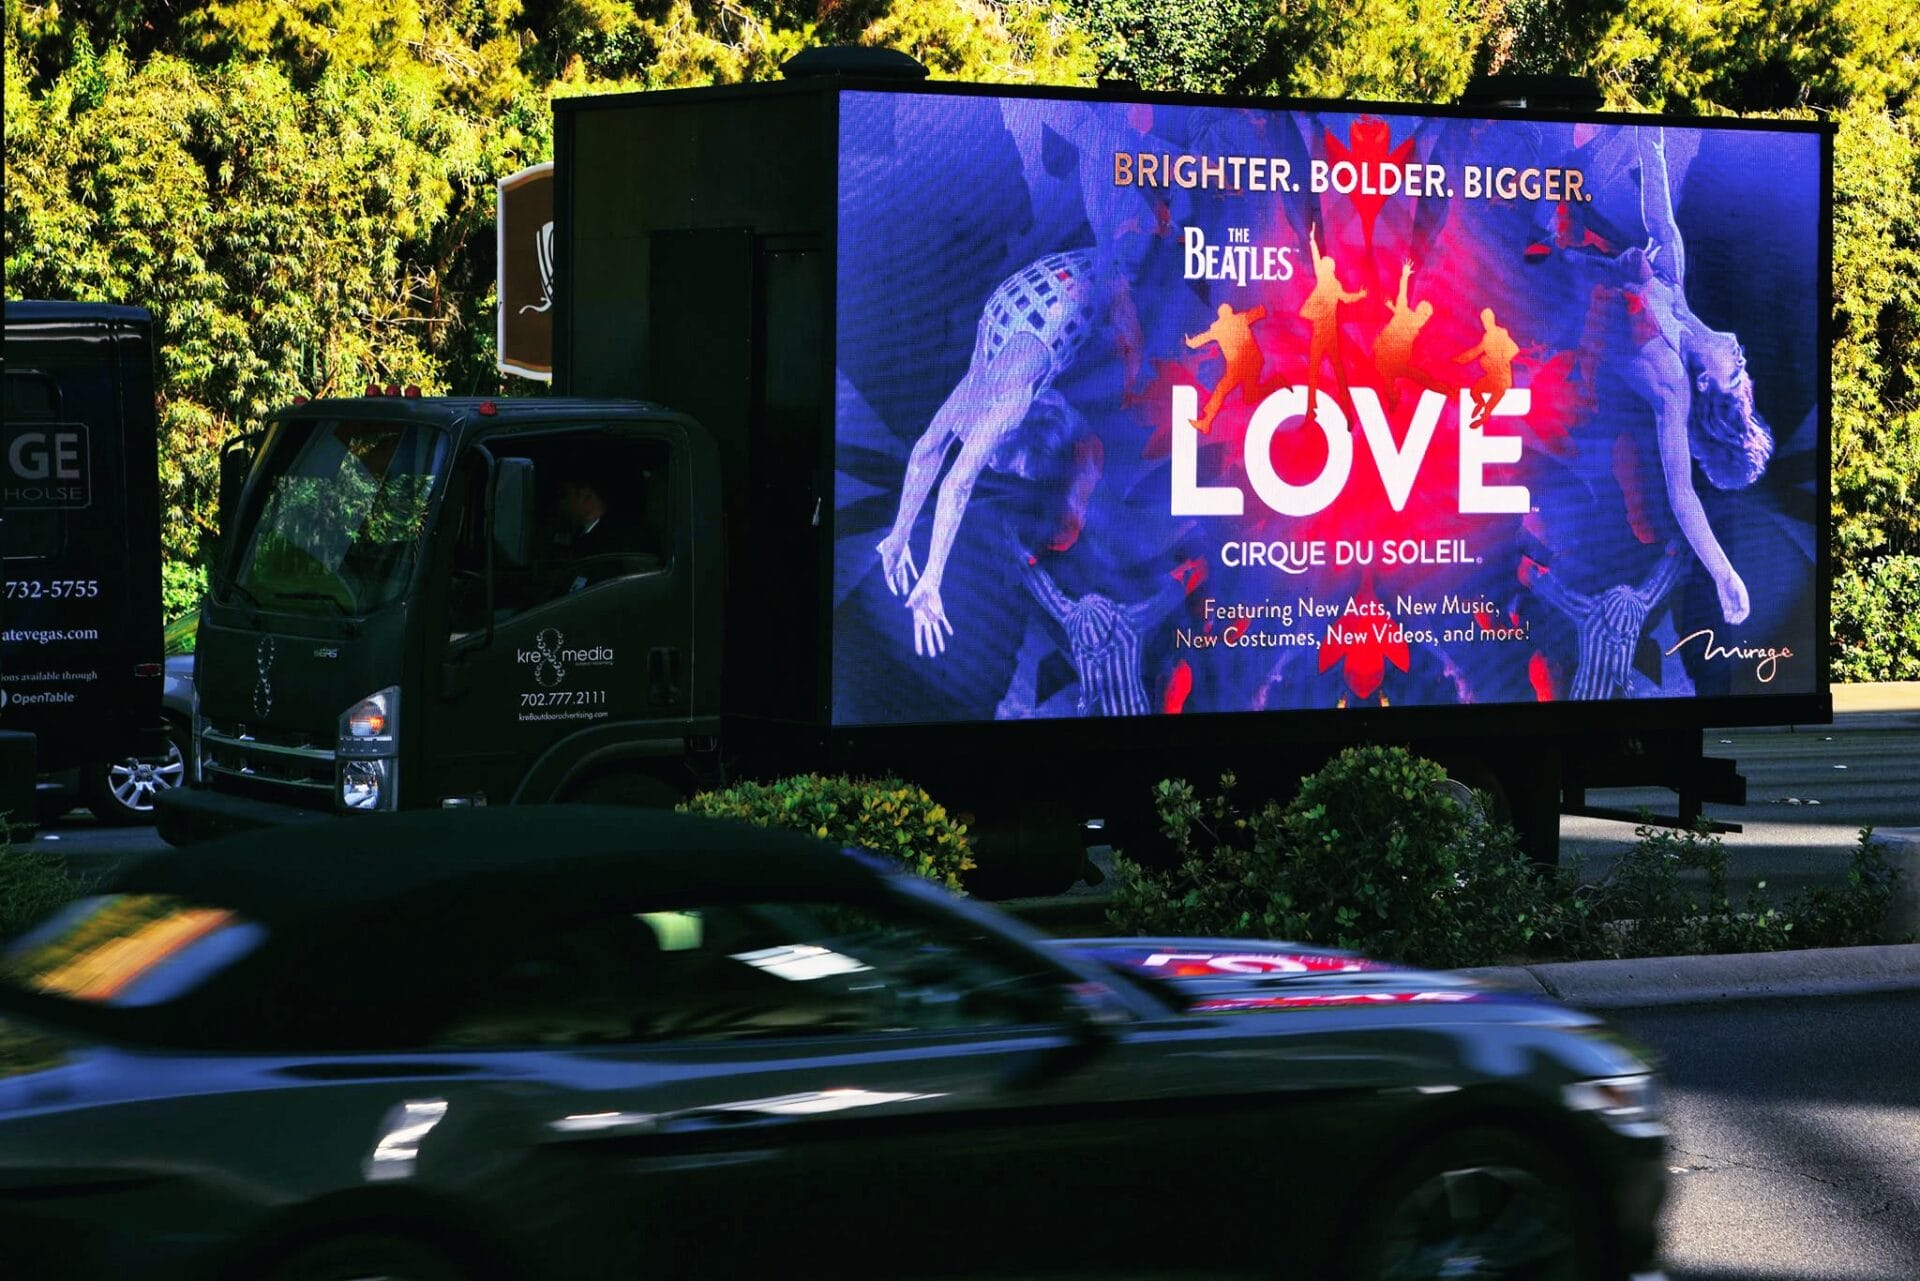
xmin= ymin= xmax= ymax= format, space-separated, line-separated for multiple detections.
xmin=158 ymin=54 xmax=1833 ymax=893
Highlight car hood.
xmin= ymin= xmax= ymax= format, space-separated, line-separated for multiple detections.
xmin=1059 ymin=937 xmax=1554 ymax=1014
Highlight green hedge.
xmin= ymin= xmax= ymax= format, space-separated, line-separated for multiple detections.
xmin=1106 ymin=746 xmax=1902 ymax=968
xmin=681 ymin=774 xmax=976 ymax=893
xmin=1108 ymin=746 xmax=1561 ymax=968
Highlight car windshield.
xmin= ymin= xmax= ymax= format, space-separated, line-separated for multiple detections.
xmin=228 ymin=417 xmax=446 ymax=617
xmin=0 ymin=893 xmax=265 ymax=1009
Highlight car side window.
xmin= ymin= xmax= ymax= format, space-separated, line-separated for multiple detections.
xmin=432 ymin=899 xmax=1067 ymax=1049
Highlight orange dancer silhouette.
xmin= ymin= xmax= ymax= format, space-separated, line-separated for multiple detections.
xmin=1372 ymin=258 xmax=1443 ymax=412
xmin=1300 ymin=223 xmax=1366 ymax=428
xmin=1453 ymin=307 xmax=1520 ymax=429
xmin=1184 ymin=302 xmax=1269 ymax=434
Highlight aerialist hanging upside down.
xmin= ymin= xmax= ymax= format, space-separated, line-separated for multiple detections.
xmin=1563 ymin=126 xmax=1773 ymax=627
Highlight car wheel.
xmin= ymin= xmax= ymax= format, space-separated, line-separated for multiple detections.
xmin=1346 ymin=1127 xmax=1596 ymax=1281
xmin=261 ymin=1232 xmax=468 ymax=1281
xmin=84 ymin=727 xmax=187 ymax=825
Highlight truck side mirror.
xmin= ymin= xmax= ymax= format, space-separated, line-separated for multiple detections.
xmin=492 ymin=458 xmax=536 ymax=570
xmin=216 ymin=438 xmax=254 ymax=550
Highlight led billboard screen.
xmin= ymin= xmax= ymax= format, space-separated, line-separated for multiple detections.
xmin=831 ymin=92 xmax=1822 ymax=727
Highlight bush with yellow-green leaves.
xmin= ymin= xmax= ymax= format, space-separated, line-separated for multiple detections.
xmin=680 ymin=775 xmax=976 ymax=893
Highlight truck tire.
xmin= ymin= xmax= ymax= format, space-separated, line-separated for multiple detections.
xmin=963 ymin=799 xmax=1088 ymax=900
xmin=566 ymin=769 xmax=683 ymax=810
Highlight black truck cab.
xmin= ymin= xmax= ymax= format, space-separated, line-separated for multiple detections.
xmin=157 ymin=393 xmax=723 ymax=842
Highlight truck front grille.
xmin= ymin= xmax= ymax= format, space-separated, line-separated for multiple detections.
xmin=200 ymin=720 xmax=335 ymax=811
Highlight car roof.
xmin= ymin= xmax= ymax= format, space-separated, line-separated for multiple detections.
xmin=6 ymin=808 xmax=893 ymax=1051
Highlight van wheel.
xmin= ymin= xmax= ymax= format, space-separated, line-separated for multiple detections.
xmin=568 ymin=769 xmax=682 ymax=809
xmin=85 ymin=727 xmax=188 ymax=825
xmin=1343 ymin=1127 xmax=1596 ymax=1281
xmin=261 ymin=1232 xmax=467 ymax=1281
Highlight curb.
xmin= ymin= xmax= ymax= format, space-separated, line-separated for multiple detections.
xmin=1455 ymin=943 xmax=1920 ymax=1009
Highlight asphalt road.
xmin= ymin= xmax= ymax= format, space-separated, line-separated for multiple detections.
xmin=1613 ymin=990 xmax=1920 ymax=1281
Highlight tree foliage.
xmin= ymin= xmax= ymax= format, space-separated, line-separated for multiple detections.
xmin=6 ymin=0 xmax=1919 ymax=672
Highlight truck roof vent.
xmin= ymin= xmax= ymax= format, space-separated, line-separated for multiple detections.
xmin=780 ymin=46 xmax=929 ymax=81
xmin=1458 ymin=73 xmax=1604 ymax=112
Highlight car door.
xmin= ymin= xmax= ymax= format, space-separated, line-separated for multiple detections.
xmin=427 ymin=892 xmax=1152 ymax=1279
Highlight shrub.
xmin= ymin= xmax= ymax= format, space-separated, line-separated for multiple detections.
xmin=1563 ymin=821 xmax=1792 ymax=959
xmin=1537 ymin=821 xmax=1896 ymax=959
xmin=1107 ymin=746 xmax=1568 ymax=968
xmin=1781 ymin=827 xmax=1900 ymax=948
xmin=681 ymin=774 xmax=976 ymax=893
xmin=0 ymin=822 xmax=90 ymax=943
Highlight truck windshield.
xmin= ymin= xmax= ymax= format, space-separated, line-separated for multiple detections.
xmin=228 ymin=418 xmax=446 ymax=617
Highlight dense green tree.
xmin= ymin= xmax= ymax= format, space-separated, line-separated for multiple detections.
xmin=7 ymin=0 xmax=1920 ymax=676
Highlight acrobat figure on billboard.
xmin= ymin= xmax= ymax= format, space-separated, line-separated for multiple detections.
xmin=1300 ymin=223 xmax=1367 ymax=427
xmin=875 ymin=251 xmax=1098 ymax=658
xmin=1566 ymin=127 xmax=1772 ymax=626
xmin=1372 ymin=259 xmax=1443 ymax=411
xmin=1002 ymin=547 xmax=1187 ymax=718
xmin=1453 ymin=307 xmax=1521 ymax=430
xmin=1525 ymin=544 xmax=1684 ymax=699
xmin=1185 ymin=302 xmax=1270 ymax=434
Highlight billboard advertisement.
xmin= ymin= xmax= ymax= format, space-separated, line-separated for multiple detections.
xmin=831 ymin=91 xmax=1823 ymax=727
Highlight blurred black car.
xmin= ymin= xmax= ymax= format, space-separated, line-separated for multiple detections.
xmin=0 ymin=807 xmax=1668 ymax=1281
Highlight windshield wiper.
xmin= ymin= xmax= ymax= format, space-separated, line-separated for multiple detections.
xmin=268 ymin=589 xmax=357 ymax=619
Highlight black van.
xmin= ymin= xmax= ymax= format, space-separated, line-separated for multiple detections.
xmin=2 ymin=300 xmax=169 ymax=827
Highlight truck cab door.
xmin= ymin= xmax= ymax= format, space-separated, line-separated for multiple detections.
xmin=424 ymin=425 xmax=695 ymax=808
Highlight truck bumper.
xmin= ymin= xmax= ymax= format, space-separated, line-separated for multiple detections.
xmin=154 ymin=785 xmax=336 ymax=846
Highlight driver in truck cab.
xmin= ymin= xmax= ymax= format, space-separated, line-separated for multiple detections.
xmin=553 ymin=466 xmax=654 ymax=592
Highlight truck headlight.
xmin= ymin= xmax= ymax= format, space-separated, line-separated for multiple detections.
xmin=338 ymin=687 xmax=399 ymax=811
xmin=341 ymin=759 xmax=393 ymax=811
xmin=1563 ymin=1073 xmax=1666 ymax=1139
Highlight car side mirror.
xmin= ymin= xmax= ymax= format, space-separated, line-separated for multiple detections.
xmin=492 ymin=458 xmax=536 ymax=570
xmin=1001 ymin=982 xmax=1127 ymax=1091
xmin=1062 ymin=981 xmax=1132 ymax=1041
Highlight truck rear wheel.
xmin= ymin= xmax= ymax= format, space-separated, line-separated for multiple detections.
xmin=962 ymin=799 xmax=1089 ymax=900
